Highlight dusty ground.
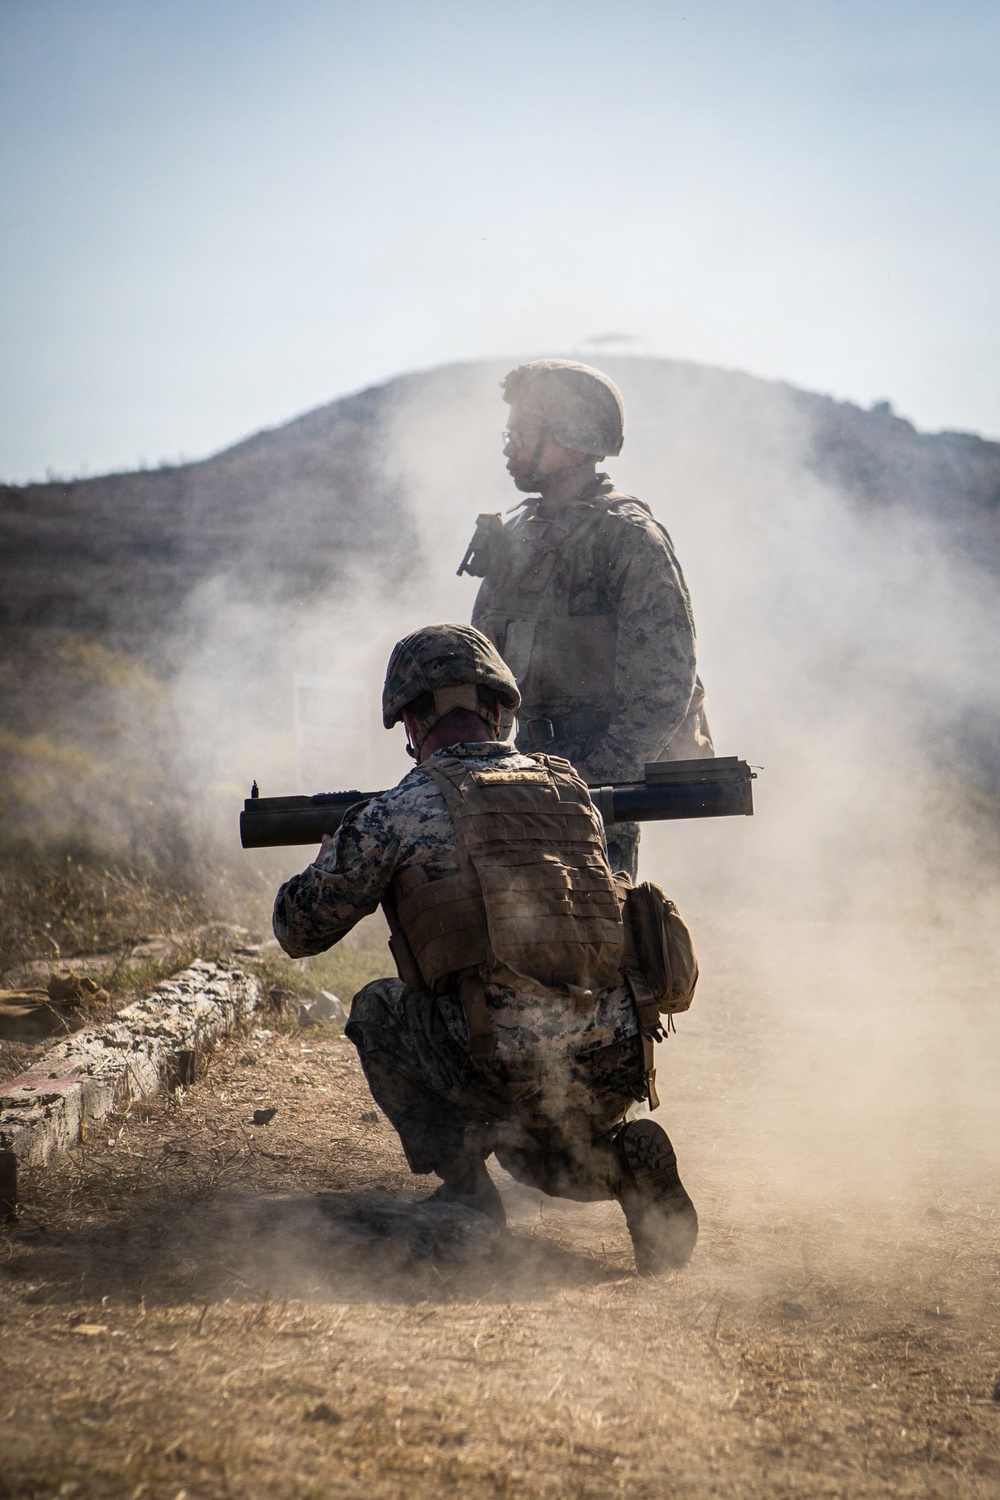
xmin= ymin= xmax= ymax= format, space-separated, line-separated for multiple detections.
xmin=2 ymin=917 xmax=1000 ymax=1499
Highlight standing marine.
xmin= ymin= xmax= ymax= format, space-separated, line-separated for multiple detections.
xmin=272 ymin=623 xmax=699 ymax=1274
xmin=459 ymin=358 xmax=712 ymax=878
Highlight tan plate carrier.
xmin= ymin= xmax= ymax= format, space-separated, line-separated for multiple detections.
xmin=381 ymin=753 xmax=697 ymax=1107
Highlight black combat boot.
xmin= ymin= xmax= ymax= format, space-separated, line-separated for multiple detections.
xmin=613 ymin=1119 xmax=698 ymax=1274
xmin=427 ymin=1157 xmax=507 ymax=1227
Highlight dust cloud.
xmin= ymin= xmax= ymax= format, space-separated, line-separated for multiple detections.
xmin=156 ymin=355 xmax=1000 ymax=1275
xmin=610 ymin=360 xmax=1000 ymax=1249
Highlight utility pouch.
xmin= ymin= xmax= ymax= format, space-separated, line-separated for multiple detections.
xmin=380 ymin=890 xmax=427 ymax=993
xmin=618 ymin=877 xmax=698 ymax=1015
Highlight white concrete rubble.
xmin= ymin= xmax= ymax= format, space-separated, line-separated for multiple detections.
xmin=299 ymin=990 xmax=349 ymax=1027
xmin=0 ymin=961 xmax=259 ymax=1193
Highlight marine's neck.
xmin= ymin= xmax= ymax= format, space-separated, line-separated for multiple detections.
xmin=418 ymin=725 xmax=500 ymax=763
xmin=534 ymin=463 xmax=602 ymax=514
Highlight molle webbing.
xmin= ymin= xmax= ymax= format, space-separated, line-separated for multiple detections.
xmin=475 ymin=497 xmax=634 ymax=717
xmin=394 ymin=865 xmax=487 ymax=989
xmin=393 ymin=755 xmax=624 ymax=997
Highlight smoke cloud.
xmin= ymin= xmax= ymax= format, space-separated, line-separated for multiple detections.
xmin=28 ymin=354 xmax=996 ymax=1262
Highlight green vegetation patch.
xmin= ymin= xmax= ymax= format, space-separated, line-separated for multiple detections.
xmin=247 ymin=942 xmax=390 ymax=1018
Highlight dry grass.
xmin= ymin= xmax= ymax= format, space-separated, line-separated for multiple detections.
xmin=0 ymin=841 xmax=205 ymax=981
xmin=0 ymin=838 xmax=390 ymax=1096
xmin=2 ymin=974 xmax=1000 ymax=1499
xmin=1 ymin=845 xmax=998 ymax=1496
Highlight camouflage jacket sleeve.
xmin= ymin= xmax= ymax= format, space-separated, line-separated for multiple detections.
xmin=271 ymin=767 xmax=460 ymax=959
xmin=271 ymin=801 xmax=397 ymax=958
xmin=595 ymin=507 xmax=698 ymax=780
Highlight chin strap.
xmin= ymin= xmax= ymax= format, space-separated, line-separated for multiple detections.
xmin=523 ymin=456 xmax=599 ymax=489
xmin=518 ymin=426 xmax=598 ymax=490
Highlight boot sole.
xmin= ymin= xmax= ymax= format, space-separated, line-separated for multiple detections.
xmin=616 ymin=1119 xmax=698 ymax=1274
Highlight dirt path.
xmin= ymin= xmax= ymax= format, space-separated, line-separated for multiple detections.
xmin=2 ymin=926 xmax=1000 ymax=1499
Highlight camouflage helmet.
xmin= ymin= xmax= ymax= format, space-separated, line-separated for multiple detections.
xmin=502 ymin=359 xmax=625 ymax=457
xmin=382 ymin=623 xmax=521 ymax=731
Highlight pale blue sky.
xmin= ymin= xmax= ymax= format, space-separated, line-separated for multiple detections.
xmin=2 ymin=0 xmax=998 ymax=481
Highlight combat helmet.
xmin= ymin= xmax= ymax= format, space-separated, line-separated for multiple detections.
xmin=502 ymin=359 xmax=625 ymax=458
xmin=382 ymin=623 xmax=521 ymax=753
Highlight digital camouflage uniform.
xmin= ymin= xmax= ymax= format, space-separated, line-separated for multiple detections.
xmin=466 ymin=473 xmax=712 ymax=877
xmin=273 ymin=741 xmax=647 ymax=1200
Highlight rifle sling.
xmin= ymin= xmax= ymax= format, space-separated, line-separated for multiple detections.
xmin=623 ymin=967 xmax=662 ymax=1111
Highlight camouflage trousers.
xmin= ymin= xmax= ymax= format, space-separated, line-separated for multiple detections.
xmin=345 ymin=978 xmax=647 ymax=1202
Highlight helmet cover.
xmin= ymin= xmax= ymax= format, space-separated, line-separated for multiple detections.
xmin=502 ymin=359 xmax=625 ymax=457
xmin=382 ymin=623 xmax=521 ymax=729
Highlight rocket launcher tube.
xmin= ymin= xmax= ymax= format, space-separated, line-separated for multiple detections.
xmin=239 ymin=757 xmax=754 ymax=849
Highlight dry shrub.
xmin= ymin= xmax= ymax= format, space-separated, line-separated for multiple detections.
xmin=0 ymin=839 xmax=203 ymax=977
